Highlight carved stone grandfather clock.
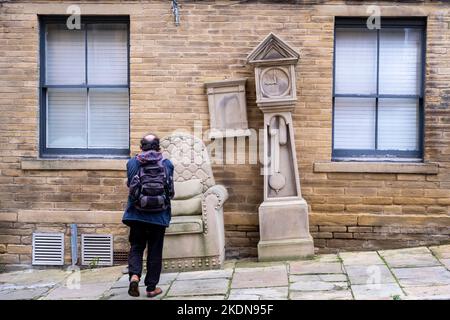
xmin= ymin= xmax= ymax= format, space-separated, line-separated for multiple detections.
xmin=247 ymin=33 xmax=314 ymax=261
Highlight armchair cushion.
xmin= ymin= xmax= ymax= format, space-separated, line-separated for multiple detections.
xmin=166 ymin=216 xmax=203 ymax=235
xmin=173 ymin=179 xmax=203 ymax=200
xmin=171 ymin=195 xmax=202 ymax=216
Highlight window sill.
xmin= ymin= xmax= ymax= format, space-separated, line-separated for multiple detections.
xmin=313 ymin=161 xmax=439 ymax=174
xmin=21 ymin=158 xmax=128 ymax=171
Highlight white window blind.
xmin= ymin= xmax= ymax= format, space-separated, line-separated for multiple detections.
xmin=334 ymin=25 xmax=422 ymax=155
xmin=379 ymin=29 xmax=422 ymax=95
xmin=46 ymin=25 xmax=85 ymax=85
xmin=88 ymin=88 xmax=129 ymax=148
xmin=44 ymin=22 xmax=129 ymax=152
xmin=334 ymin=98 xmax=376 ymax=149
xmin=335 ymin=29 xmax=377 ymax=95
xmin=378 ymin=98 xmax=419 ymax=151
xmin=47 ymin=89 xmax=87 ymax=148
xmin=87 ymin=24 xmax=128 ymax=85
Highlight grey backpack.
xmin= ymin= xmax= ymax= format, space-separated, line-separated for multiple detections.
xmin=129 ymin=158 xmax=169 ymax=213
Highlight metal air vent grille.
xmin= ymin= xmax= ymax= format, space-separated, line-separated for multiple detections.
xmin=32 ymin=233 xmax=64 ymax=266
xmin=81 ymin=234 xmax=113 ymax=266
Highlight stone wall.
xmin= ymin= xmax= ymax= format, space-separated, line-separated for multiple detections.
xmin=1 ymin=0 xmax=450 ymax=266
xmin=309 ymin=213 xmax=450 ymax=253
xmin=0 ymin=221 xmax=128 ymax=266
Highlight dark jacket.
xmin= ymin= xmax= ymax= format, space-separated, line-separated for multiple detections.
xmin=122 ymin=151 xmax=174 ymax=227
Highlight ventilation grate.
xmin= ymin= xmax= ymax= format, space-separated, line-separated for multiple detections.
xmin=113 ymin=250 xmax=129 ymax=265
xmin=32 ymin=233 xmax=64 ymax=266
xmin=81 ymin=234 xmax=113 ymax=266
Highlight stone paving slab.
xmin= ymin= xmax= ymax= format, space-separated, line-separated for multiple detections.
xmin=440 ymin=259 xmax=450 ymax=270
xmin=159 ymin=272 xmax=179 ymax=284
xmin=290 ymin=280 xmax=348 ymax=291
xmin=0 ymin=269 xmax=68 ymax=289
xmin=308 ymin=254 xmax=340 ymax=263
xmin=42 ymin=282 xmax=114 ymax=300
xmin=235 ymin=260 xmax=285 ymax=268
xmin=231 ymin=265 xmax=288 ymax=289
xmin=429 ymin=244 xmax=450 ymax=259
xmin=339 ymin=251 xmax=385 ymax=266
xmin=403 ymin=284 xmax=450 ymax=300
xmin=77 ymin=266 xmax=123 ymax=284
xmin=167 ymin=278 xmax=229 ymax=297
xmin=177 ymin=269 xmax=232 ymax=281
xmin=379 ymin=247 xmax=440 ymax=268
xmin=223 ymin=260 xmax=236 ymax=270
xmin=289 ymin=261 xmax=343 ymax=275
xmin=290 ymin=290 xmax=353 ymax=300
xmin=391 ymin=266 xmax=450 ymax=287
xmin=0 ymin=287 xmax=50 ymax=300
xmin=344 ymin=264 xmax=396 ymax=285
xmin=0 ymin=282 xmax=57 ymax=291
xmin=380 ymin=246 xmax=431 ymax=256
xmin=290 ymin=274 xmax=348 ymax=283
xmin=382 ymin=254 xmax=440 ymax=268
xmin=228 ymin=287 xmax=288 ymax=300
xmin=351 ymin=283 xmax=404 ymax=300
xmin=103 ymin=284 xmax=170 ymax=300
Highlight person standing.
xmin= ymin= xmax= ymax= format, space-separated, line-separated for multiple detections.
xmin=122 ymin=134 xmax=174 ymax=298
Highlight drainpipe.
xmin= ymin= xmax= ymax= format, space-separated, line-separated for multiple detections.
xmin=70 ymin=224 xmax=78 ymax=266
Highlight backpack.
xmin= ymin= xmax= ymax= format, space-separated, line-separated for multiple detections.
xmin=129 ymin=158 xmax=169 ymax=214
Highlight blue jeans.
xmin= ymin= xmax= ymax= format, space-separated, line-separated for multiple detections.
xmin=127 ymin=222 xmax=166 ymax=291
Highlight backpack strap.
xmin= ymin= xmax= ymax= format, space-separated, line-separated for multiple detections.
xmin=160 ymin=158 xmax=175 ymax=201
xmin=158 ymin=158 xmax=167 ymax=180
xmin=158 ymin=158 xmax=170 ymax=200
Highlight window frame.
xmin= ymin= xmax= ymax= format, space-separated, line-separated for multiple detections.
xmin=39 ymin=15 xmax=130 ymax=158
xmin=332 ymin=17 xmax=426 ymax=161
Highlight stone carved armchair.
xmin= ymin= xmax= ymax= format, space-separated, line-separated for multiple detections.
xmin=160 ymin=134 xmax=228 ymax=271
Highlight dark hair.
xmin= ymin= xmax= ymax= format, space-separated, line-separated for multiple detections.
xmin=140 ymin=134 xmax=160 ymax=151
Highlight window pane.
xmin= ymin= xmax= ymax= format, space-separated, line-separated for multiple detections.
xmin=379 ymin=28 xmax=422 ymax=95
xmin=47 ymin=89 xmax=87 ymax=148
xmin=378 ymin=98 xmax=419 ymax=151
xmin=87 ymin=24 xmax=128 ymax=85
xmin=334 ymin=98 xmax=376 ymax=149
xmin=88 ymin=88 xmax=129 ymax=148
xmin=46 ymin=25 xmax=85 ymax=85
xmin=335 ymin=28 xmax=377 ymax=95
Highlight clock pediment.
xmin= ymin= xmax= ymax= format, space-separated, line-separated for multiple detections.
xmin=247 ymin=33 xmax=299 ymax=66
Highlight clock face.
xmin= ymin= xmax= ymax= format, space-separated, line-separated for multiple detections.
xmin=260 ymin=67 xmax=291 ymax=98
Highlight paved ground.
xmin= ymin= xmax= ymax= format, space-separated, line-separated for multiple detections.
xmin=1 ymin=245 xmax=450 ymax=300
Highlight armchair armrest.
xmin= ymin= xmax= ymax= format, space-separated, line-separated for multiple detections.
xmin=202 ymin=184 xmax=229 ymax=209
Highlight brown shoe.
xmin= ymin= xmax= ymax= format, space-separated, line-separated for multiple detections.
xmin=146 ymin=287 xmax=163 ymax=298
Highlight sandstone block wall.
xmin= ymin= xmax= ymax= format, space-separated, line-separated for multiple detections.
xmin=1 ymin=0 xmax=450 ymax=266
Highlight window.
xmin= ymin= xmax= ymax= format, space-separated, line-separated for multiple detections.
xmin=333 ymin=18 xmax=425 ymax=160
xmin=39 ymin=16 xmax=130 ymax=157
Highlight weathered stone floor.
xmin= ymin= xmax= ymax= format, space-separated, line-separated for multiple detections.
xmin=1 ymin=245 xmax=450 ymax=300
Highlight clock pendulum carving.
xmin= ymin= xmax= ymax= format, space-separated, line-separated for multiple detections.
xmin=268 ymin=116 xmax=287 ymax=193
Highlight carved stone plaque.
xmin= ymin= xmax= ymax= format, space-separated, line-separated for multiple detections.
xmin=205 ymin=78 xmax=250 ymax=139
